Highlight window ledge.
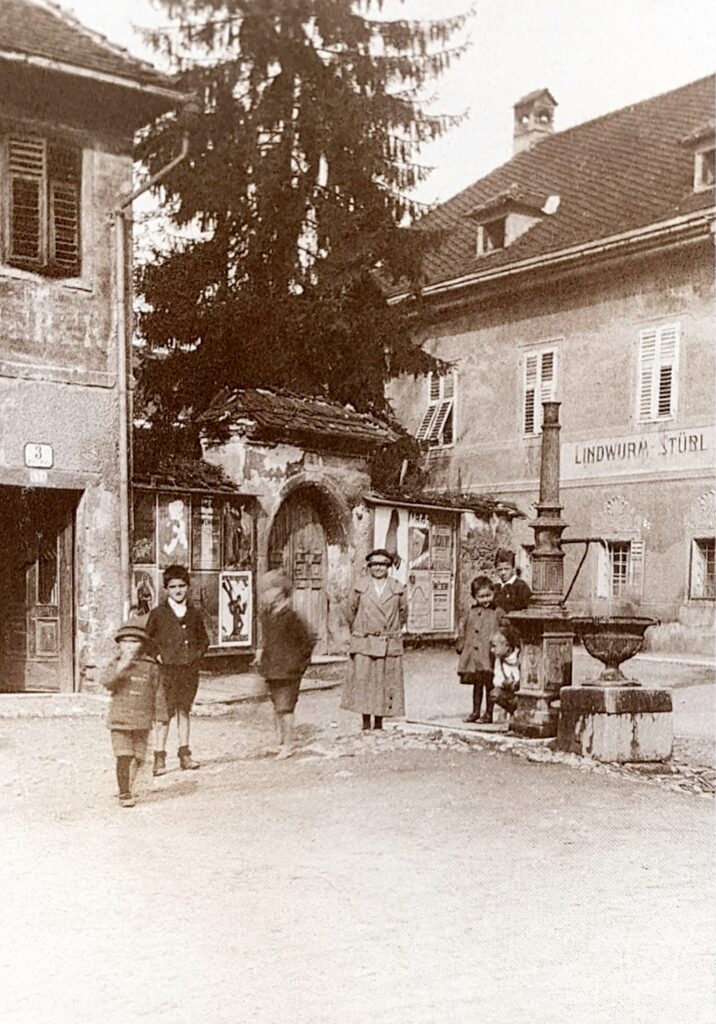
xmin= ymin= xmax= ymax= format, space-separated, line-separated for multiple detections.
xmin=0 ymin=263 xmax=93 ymax=294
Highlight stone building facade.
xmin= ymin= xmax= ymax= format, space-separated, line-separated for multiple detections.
xmin=387 ymin=77 xmax=715 ymax=648
xmin=0 ymin=0 xmax=184 ymax=690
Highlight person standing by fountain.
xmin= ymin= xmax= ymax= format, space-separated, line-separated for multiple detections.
xmin=493 ymin=549 xmax=532 ymax=614
xmin=341 ymin=549 xmax=407 ymax=731
xmin=456 ymin=576 xmax=501 ymax=723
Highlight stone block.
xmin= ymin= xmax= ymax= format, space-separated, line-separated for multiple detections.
xmin=557 ymin=685 xmax=673 ymax=763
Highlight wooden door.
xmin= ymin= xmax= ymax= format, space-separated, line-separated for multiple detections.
xmin=0 ymin=489 xmax=75 ymax=692
xmin=269 ymin=492 xmax=327 ymax=654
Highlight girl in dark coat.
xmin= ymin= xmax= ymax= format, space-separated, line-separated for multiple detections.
xmin=258 ymin=571 xmax=314 ymax=759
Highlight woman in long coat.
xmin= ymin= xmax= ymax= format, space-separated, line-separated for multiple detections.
xmin=341 ymin=549 xmax=407 ymax=731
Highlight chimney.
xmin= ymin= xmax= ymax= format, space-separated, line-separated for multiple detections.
xmin=513 ymin=89 xmax=557 ymax=155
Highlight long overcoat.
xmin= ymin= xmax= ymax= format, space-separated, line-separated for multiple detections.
xmin=456 ymin=605 xmax=501 ymax=678
xmin=340 ymin=576 xmax=407 ymax=717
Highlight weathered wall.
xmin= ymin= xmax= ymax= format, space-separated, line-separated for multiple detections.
xmin=387 ymin=245 xmax=716 ymax=630
xmin=204 ymin=436 xmax=375 ymax=651
xmin=0 ymin=118 xmax=132 ymax=688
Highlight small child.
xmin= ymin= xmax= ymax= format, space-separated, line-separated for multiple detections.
xmin=257 ymin=571 xmax=314 ymax=759
xmin=103 ymin=617 xmax=161 ymax=808
xmin=147 ymin=565 xmax=209 ymax=775
xmin=456 ymin=575 xmax=501 ymax=723
xmin=488 ymin=625 xmax=522 ymax=723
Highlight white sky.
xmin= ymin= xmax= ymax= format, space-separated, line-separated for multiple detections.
xmin=63 ymin=0 xmax=716 ymax=205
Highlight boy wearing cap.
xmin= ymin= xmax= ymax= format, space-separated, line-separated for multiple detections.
xmin=147 ymin=564 xmax=209 ymax=775
xmin=103 ymin=617 xmax=162 ymax=808
xmin=341 ymin=548 xmax=407 ymax=731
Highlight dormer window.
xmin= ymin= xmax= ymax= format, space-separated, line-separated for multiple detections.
xmin=477 ymin=218 xmax=506 ymax=256
xmin=694 ymin=147 xmax=715 ymax=192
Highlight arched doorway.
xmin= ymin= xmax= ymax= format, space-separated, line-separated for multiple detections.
xmin=268 ymin=485 xmax=345 ymax=655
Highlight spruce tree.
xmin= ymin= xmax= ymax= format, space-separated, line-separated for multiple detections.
xmin=136 ymin=0 xmax=467 ymax=448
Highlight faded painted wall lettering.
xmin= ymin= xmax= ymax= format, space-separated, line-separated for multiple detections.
xmin=562 ymin=427 xmax=714 ymax=479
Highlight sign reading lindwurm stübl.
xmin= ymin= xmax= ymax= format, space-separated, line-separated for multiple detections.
xmin=561 ymin=426 xmax=714 ymax=479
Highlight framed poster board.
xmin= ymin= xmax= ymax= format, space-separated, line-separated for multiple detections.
xmin=192 ymin=498 xmax=221 ymax=571
xmin=158 ymin=495 xmax=189 ymax=568
xmin=218 ymin=571 xmax=253 ymax=647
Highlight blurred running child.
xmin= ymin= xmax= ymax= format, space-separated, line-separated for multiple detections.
xmin=487 ymin=624 xmax=522 ymax=724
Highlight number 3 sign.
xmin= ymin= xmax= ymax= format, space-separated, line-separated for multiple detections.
xmin=24 ymin=443 xmax=53 ymax=469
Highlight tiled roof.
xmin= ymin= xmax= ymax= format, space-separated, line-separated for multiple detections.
xmin=133 ymin=454 xmax=242 ymax=494
xmin=406 ymin=75 xmax=715 ymax=295
xmin=0 ymin=0 xmax=175 ymax=91
xmin=201 ymin=389 xmax=398 ymax=451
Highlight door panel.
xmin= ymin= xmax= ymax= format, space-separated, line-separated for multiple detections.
xmin=269 ymin=492 xmax=328 ymax=654
xmin=0 ymin=488 xmax=75 ymax=692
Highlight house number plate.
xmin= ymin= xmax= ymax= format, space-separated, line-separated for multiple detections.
xmin=24 ymin=443 xmax=54 ymax=469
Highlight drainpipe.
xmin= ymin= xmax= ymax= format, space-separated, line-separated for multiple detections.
xmin=114 ymin=96 xmax=201 ymax=616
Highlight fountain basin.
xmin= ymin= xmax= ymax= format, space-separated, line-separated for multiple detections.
xmin=571 ymin=616 xmax=655 ymax=685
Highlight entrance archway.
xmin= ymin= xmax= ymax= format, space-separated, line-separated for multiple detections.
xmin=267 ymin=483 xmax=348 ymax=655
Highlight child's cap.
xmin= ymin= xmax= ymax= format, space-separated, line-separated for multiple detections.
xmin=115 ymin=614 xmax=150 ymax=644
xmin=163 ymin=564 xmax=190 ymax=587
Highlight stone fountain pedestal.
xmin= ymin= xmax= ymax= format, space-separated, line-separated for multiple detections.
xmin=556 ymin=617 xmax=673 ymax=763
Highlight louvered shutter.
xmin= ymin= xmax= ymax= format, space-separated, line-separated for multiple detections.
xmin=416 ymin=405 xmax=437 ymax=441
xmin=540 ymin=350 xmax=556 ymax=402
xmin=638 ymin=329 xmax=657 ymax=421
xmin=596 ymin=542 xmax=609 ymax=598
xmin=690 ymin=540 xmax=705 ymax=599
xmin=639 ymin=325 xmax=679 ymax=421
xmin=8 ymin=137 xmax=46 ymax=265
xmin=48 ymin=145 xmax=81 ymax=275
xmin=429 ymin=372 xmax=441 ymax=402
xmin=656 ymin=324 xmax=678 ymax=418
xmin=629 ymin=540 xmax=645 ymax=595
xmin=524 ymin=354 xmax=538 ymax=434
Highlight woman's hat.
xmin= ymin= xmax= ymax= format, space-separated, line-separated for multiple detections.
xmin=366 ymin=548 xmax=394 ymax=566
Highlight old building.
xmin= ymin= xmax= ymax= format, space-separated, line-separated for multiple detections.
xmin=0 ymin=0 xmax=184 ymax=690
xmin=388 ymin=76 xmax=715 ymax=647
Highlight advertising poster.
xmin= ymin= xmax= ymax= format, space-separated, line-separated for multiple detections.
xmin=407 ymin=570 xmax=431 ymax=632
xmin=430 ymin=522 xmax=453 ymax=571
xmin=431 ymin=571 xmax=452 ymax=631
xmin=373 ymin=505 xmax=408 ymax=582
xmin=219 ymin=571 xmax=253 ymax=647
xmin=190 ymin=572 xmax=220 ymax=647
xmin=407 ymin=512 xmax=431 ymax=570
xmin=191 ymin=498 xmax=221 ymax=571
xmin=222 ymin=503 xmax=253 ymax=570
xmin=132 ymin=568 xmax=157 ymax=618
xmin=158 ymin=495 xmax=189 ymax=567
xmin=132 ymin=492 xmax=156 ymax=565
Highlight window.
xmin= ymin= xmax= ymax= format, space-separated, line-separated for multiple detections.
xmin=638 ymin=324 xmax=679 ymax=422
xmin=476 ymin=218 xmax=506 ymax=256
xmin=690 ymin=538 xmax=715 ymax=600
xmin=596 ymin=540 xmax=644 ymax=599
xmin=694 ymin=147 xmax=715 ymax=192
xmin=523 ymin=347 xmax=557 ymax=435
xmin=415 ymin=371 xmax=456 ymax=448
xmin=4 ymin=135 xmax=81 ymax=277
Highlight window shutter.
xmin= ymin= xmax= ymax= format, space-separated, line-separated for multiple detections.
xmin=8 ymin=137 xmax=46 ymax=265
xmin=524 ymin=354 xmax=538 ymax=434
xmin=48 ymin=145 xmax=80 ymax=274
xmin=690 ymin=539 xmax=705 ymax=599
xmin=429 ymin=372 xmax=440 ymax=402
xmin=442 ymin=371 xmax=455 ymax=399
xmin=638 ymin=329 xmax=657 ymax=421
xmin=596 ymin=542 xmax=609 ymax=598
xmin=629 ymin=540 xmax=645 ymax=595
xmin=540 ymin=350 xmax=555 ymax=402
xmin=657 ymin=323 xmax=678 ymax=418
xmin=416 ymin=406 xmax=437 ymax=441
xmin=429 ymin=400 xmax=452 ymax=443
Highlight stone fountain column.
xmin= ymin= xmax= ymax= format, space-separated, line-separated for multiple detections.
xmin=509 ymin=402 xmax=573 ymax=739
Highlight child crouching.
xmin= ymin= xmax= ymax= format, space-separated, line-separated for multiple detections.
xmin=103 ymin=617 xmax=162 ymax=808
xmin=487 ymin=625 xmax=521 ymax=724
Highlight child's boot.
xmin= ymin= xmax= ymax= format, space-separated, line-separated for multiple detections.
xmin=116 ymin=756 xmax=135 ymax=807
xmin=178 ymin=745 xmax=200 ymax=770
xmin=153 ymin=750 xmax=167 ymax=776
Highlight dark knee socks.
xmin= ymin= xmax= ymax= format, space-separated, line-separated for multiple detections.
xmin=116 ymin=755 xmax=132 ymax=795
xmin=362 ymin=714 xmax=383 ymax=730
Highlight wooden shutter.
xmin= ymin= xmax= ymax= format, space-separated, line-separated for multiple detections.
xmin=540 ymin=349 xmax=556 ymax=404
xmin=524 ymin=354 xmax=538 ymax=434
xmin=656 ymin=324 xmax=678 ymax=418
xmin=638 ymin=325 xmax=679 ymax=421
xmin=595 ymin=541 xmax=609 ymax=598
xmin=690 ymin=539 xmax=705 ymax=599
xmin=8 ymin=137 xmax=46 ymax=266
xmin=48 ymin=145 xmax=81 ymax=275
xmin=629 ymin=540 xmax=645 ymax=595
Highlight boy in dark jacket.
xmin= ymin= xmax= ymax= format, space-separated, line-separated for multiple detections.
xmin=257 ymin=571 xmax=314 ymax=759
xmin=103 ymin=618 xmax=161 ymax=808
xmin=147 ymin=564 xmax=209 ymax=775
xmin=493 ymin=548 xmax=532 ymax=614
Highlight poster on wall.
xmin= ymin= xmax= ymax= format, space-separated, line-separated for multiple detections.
xmin=430 ymin=522 xmax=453 ymax=571
xmin=190 ymin=572 xmax=220 ymax=647
xmin=408 ymin=513 xmax=431 ymax=570
xmin=223 ymin=503 xmax=253 ymax=570
xmin=407 ymin=570 xmax=431 ymax=632
xmin=431 ymin=571 xmax=452 ymax=630
xmin=218 ymin=571 xmax=253 ymax=647
xmin=372 ymin=505 xmax=408 ymax=581
xmin=132 ymin=568 xmax=157 ymax=618
xmin=132 ymin=492 xmax=156 ymax=565
xmin=192 ymin=498 xmax=221 ymax=571
xmin=158 ymin=495 xmax=189 ymax=567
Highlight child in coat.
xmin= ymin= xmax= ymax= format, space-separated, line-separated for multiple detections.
xmin=456 ymin=575 xmax=502 ymax=723
xmin=487 ymin=624 xmax=522 ymax=723
xmin=103 ymin=618 xmax=162 ymax=808
xmin=257 ymin=571 xmax=314 ymax=759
